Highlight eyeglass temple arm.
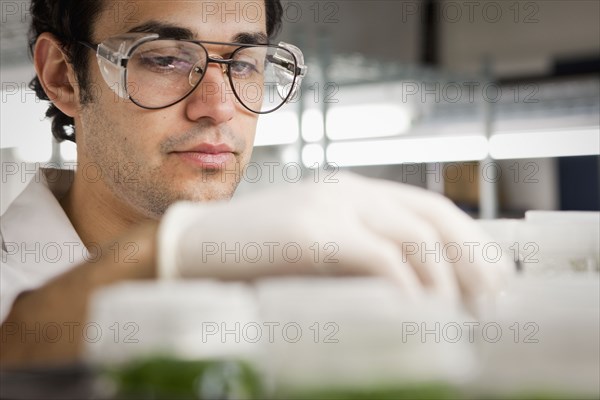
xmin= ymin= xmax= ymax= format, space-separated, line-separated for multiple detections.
xmin=78 ymin=41 xmax=98 ymax=52
xmin=78 ymin=41 xmax=129 ymax=68
xmin=267 ymin=54 xmax=307 ymax=77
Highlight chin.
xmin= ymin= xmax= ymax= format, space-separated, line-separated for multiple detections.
xmin=181 ymin=182 xmax=238 ymax=203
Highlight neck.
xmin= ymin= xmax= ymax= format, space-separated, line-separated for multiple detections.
xmin=59 ymin=169 xmax=152 ymax=249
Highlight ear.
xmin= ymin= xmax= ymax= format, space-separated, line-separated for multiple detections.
xmin=33 ymin=32 xmax=81 ymax=117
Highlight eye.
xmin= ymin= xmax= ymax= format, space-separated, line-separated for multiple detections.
xmin=141 ymin=55 xmax=193 ymax=73
xmin=134 ymin=46 xmax=195 ymax=75
xmin=229 ymin=48 xmax=267 ymax=79
xmin=229 ymin=60 xmax=258 ymax=78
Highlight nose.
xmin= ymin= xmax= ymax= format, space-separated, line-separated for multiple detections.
xmin=184 ymin=59 xmax=235 ymax=124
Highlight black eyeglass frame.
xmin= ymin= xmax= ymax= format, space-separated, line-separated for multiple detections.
xmin=79 ymin=34 xmax=307 ymax=114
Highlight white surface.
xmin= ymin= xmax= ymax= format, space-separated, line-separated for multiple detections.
xmin=490 ymin=127 xmax=600 ymax=159
xmin=327 ymin=135 xmax=489 ymax=166
xmin=478 ymin=213 xmax=600 ymax=276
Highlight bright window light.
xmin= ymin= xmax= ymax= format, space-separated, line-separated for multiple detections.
xmin=60 ymin=140 xmax=78 ymax=162
xmin=302 ymin=144 xmax=324 ymax=167
xmin=489 ymin=127 xmax=600 ymax=159
xmin=15 ymin=135 xmax=52 ymax=163
xmin=301 ymin=109 xmax=324 ymax=142
xmin=327 ymin=135 xmax=488 ymax=166
xmin=326 ymin=103 xmax=411 ymax=141
xmin=281 ymin=145 xmax=299 ymax=164
xmin=254 ymin=111 xmax=299 ymax=146
xmin=1 ymin=87 xmax=52 ymax=150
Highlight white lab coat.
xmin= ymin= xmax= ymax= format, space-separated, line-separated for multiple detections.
xmin=0 ymin=168 xmax=86 ymax=323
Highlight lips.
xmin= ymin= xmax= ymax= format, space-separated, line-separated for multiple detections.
xmin=171 ymin=143 xmax=236 ymax=169
xmin=183 ymin=143 xmax=234 ymax=154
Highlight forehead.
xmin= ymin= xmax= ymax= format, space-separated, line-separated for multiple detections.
xmin=94 ymin=0 xmax=267 ymax=42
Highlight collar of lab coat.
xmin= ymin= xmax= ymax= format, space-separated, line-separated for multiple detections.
xmin=1 ymin=167 xmax=86 ymax=269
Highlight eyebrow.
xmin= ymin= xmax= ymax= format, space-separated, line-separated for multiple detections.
xmin=127 ymin=20 xmax=269 ymax=44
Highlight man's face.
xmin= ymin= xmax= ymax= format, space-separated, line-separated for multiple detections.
xmin=74 ymin=0 xmax=267 ymax=218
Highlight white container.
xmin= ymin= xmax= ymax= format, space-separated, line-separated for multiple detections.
xmin=85 ymin=280 xmax=261 ymax=365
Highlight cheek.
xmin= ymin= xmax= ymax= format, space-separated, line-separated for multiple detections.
xmin=94 ymin=89 xmax=169 ymax=153
xmin=83 ymin=102 xmax=161 ymax=167
xmin=239 ymin=113 xmax=260 ymax=140
xmin=121 ymin=113 xmax=169 ymax=159
xmin=237 ymin=114 xmax=260 ymax=155
xmin=248 ymin=117 xmax=260 ymax=139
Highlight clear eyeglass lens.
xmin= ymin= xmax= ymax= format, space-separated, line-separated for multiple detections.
xmin=230 ymin=45 xmax=297 ymax=113
xmin=126 ymin=40 xmax=206 ymax=108
xmin=126 ymin=40 xmax=298 ymax=112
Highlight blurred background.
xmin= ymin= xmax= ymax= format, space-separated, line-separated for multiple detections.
xmin=2 ymin=0 xmax=599 ymax=217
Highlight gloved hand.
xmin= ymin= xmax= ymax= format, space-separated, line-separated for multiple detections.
xmin=157 ymin=172 xmax=513 ymax=304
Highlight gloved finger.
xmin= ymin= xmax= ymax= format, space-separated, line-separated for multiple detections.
xmin=358 ymin=195 xmax=460 ymax=302
xmin=325 ymin=226 xmax=426 ymax=301
xmin=362 ymin=177 xmax=512 ymax=299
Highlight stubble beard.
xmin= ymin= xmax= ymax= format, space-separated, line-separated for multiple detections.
xmin=79 ymin=105 xmax=246 ymax=220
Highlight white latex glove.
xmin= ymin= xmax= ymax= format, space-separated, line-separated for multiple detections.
xmin=157 ymin=172 xmax=513 ymax=304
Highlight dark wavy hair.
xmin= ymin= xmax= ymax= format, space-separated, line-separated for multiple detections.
xmin=28 ymin=0 xmax=284 ymax=143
